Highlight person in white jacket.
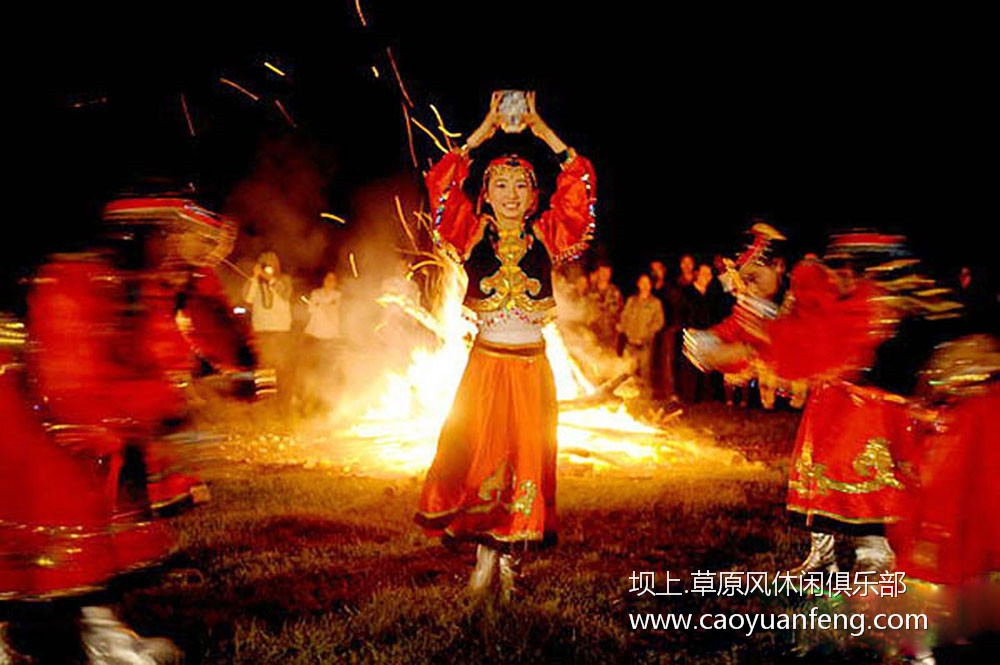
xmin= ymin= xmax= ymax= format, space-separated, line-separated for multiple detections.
xmin=298 ymin=271 xmax=343 ymax=414
xmin=243 ymin=251 xmax=293 ymax=412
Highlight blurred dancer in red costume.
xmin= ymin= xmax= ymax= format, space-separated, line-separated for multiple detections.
xmin=888 ymin=335 xmax=1000 ymax=664
xmin=1 ymin=317 xmax=181 ymax=664
xmin=761 ymin=237 xmax=913 ymax=574
xmin=687 ymin=232 xmax=961 ymax=574
xmin=29 ymin=192 xmax=259 ymax=517
xmin=1 ymin=191 xmax=258 ymax=663
xmin=415 ymin=92 xmax=595 ymax=598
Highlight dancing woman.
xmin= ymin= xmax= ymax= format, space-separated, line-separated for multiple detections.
xmin=415 ymin=93 xmax=596 ymax=595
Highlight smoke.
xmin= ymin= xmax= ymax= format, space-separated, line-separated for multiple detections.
xmin=552 ymin=272 xmax=630 ymax=384
xmin=225 ymin=135 xmax=334 ymax=274
xmin=293 ymin=172 xmax=447 ymax=430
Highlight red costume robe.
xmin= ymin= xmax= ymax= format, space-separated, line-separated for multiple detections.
xmin=894 ymin=385 xmax=1000 ymax=584
xmin=761 ymin=260 xmax=914 ymax=526
xmin=27 ymin=253 xmax=255 ymax=514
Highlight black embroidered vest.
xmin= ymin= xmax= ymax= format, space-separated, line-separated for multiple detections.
xmin=463 ymin=221 xmax=555 ymax=314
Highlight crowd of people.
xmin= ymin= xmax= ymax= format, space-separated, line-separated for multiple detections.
xmin=559 ymin=253 xmax=772 ymax=405
xmin=561 ymin=250 xmax=994 ymax=410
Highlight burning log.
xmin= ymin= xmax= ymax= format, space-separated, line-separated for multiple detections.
xmin=557 ymin=373 xmax=630 ymax=411
xmin=558 ymin=447 xmax=628 ymax=467
xmin=375 ymin=293 xmax=447 ymax=340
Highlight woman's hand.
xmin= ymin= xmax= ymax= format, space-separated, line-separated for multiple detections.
xmin=524 ymin=92 xmax=568 ymax=154
xmin=465 ymin=92 xmax=502 ymax=150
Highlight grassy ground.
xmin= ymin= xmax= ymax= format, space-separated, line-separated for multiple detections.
xmin=109 ymin=404 xmax=964 ymax=664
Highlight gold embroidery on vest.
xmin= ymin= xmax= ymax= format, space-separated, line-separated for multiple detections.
xmin=468 ymin=223 xmax=551 ymax=313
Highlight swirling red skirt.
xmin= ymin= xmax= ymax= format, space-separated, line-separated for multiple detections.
xmin=415 ymin=339 xmax=558 ymax=550
xmin=0 ymin=356 xmax=170 ymax=601
xmin=787 ymin=381 xmax=919 ymax=526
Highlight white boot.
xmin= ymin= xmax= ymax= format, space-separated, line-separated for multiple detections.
xmin=469 ymin=545 xmax=498 ymax=592
xmin=79 ymin=606 xmax=182 ymax=665
xmin=498 ymin=553 xmax=520 ymax=600
xmin=0 ymin=623 xmax=17 ymax=665
xmin=853 ymin=535 xmax=895 ymax=572
xmin=790 ymin=532 xmax=839 ymax=575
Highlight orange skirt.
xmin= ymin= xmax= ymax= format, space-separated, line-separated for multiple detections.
xmin=415 ymin=339 xmax=558 ymax=550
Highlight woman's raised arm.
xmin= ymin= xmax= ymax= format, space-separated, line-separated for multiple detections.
xmin=526 ymin=94 xmax=597 ymax=264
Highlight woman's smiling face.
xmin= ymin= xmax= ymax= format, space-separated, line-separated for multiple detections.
xmin=486 ymin=167 xmax=535 ymax=221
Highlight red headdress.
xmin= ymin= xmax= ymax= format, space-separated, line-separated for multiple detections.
xmin=101 ymin=197 xmax=238 ymax=266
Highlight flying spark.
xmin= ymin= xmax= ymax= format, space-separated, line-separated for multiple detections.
xmin=355 ymin=0 xmax=368 ymax=27
xmin=394 ymin=195 xmax=418 ymax=249
xmin=410 ymin=117 xmax=449 ymax=154
xmin=263 ymin=61 xmax=287 ymax=77
xmin=320 ymin=212 xmax=347 ymax=225
xmin=349 ymin=252 xmax=359 ymax=278
xmin=429 ymin=104 xmax=462 ymax=138
xmin=274 ymin=99 xmax=297 ymax=128
xmin=180 ymin=93 xmax=196 ymax=137
xmin=386 ymin=47 xmax=413 ymax=108
xmin=219 ymin=78 xmax=260 ymax=102
xmin=401 ymin=103 xmax=418 ymax=168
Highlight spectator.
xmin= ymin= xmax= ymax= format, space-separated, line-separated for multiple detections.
xmin=305 ymin=271 xmax=342 ymax=340
xmin=649 ymin=260 xmax=677 ymax=400
xmin=677 ymin=254 xmax=695 ymax=289
xmin=587 ymin=265 xmax=600 ymax=290
xmin=618 ymin=274 xmax=665 ymax=392
xmin=565 ymin=272 xmax=596 ymax=331
xmin=677 ymin=263 xmax=724 ymax=402
xmin=662 ymin=255 xmax=697 ymax=399
xmin=650 ymin=260 xmax=668 ymax=294
xmin=589 ymin=262 xmax=623 ymax=350
xmin=681 ymin=264 xmax=718 ymax=327
xmin=295 ymin=271 xmax=343 ymax=415
xmin=243 ymin=251 xmax=293 ymax=412
xmin=572 ymin=273 xmax=591 ymax=300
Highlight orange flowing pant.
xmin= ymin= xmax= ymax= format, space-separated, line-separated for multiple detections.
xmin=416 ymin=339 xmax=558 ymax=549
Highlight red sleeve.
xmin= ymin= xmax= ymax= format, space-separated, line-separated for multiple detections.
xmin=29 ymin=260 xmax=116 ymax=426
xmin=183 ymin=270 xmax=257 ymax=372
xmin=426 ymin=150 xmax=482 ymax=260
xmin=760 ymin=264 xmax=889 ymax=381
xmin=534 ymin=152 xmax=597 ymax=265
xmin=711 ymin=314 xmax=750 ymax=344
xmin=28 ymin=258 xmax=183 ymax=431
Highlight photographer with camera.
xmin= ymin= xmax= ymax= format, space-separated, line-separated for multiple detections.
xmin=243 ymin=251 xmax=293 ymax=416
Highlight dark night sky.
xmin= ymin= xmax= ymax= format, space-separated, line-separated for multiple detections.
xmin=6 ymin=4 xmax=994 ymax=307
